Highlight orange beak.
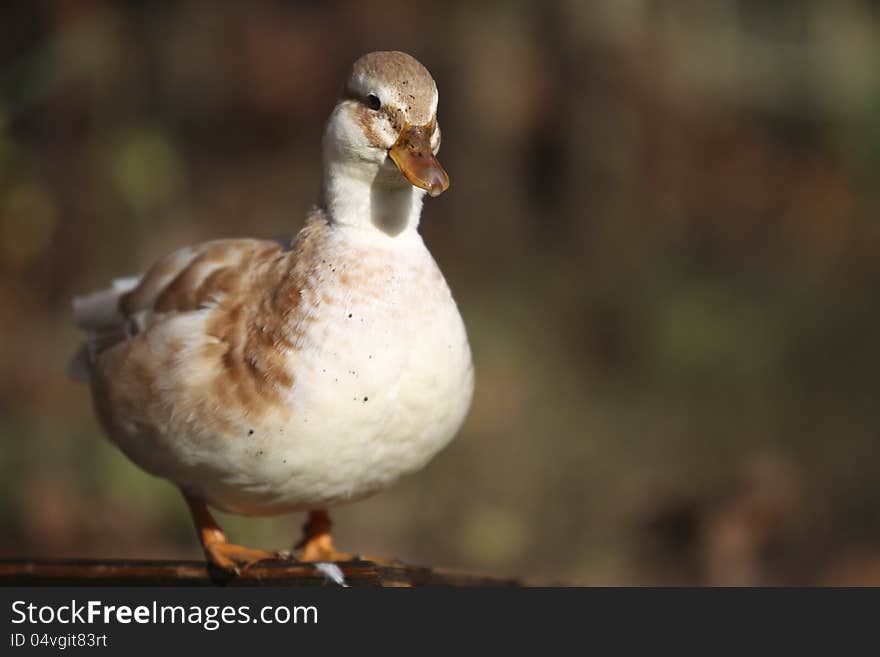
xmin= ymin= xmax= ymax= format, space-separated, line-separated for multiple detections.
xmin=388 ymin=123 xmax=449 ymax=197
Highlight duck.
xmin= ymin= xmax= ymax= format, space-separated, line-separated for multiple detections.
xmin=70 ymin=51 xmax=474 ymax=570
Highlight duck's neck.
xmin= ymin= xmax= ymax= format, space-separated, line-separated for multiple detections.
xmin=318 ymin=160 xmax=424 ymax=237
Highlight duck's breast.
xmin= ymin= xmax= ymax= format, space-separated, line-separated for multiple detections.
xmin=265 ymin=231 xmax=473 ymax=509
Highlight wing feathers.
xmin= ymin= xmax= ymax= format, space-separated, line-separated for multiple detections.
xmin=69 ymin=239 xmax=287 ymax=379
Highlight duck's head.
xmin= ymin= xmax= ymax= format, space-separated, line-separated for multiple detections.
xmin=323 ymin=51 xmax=449 ymax=198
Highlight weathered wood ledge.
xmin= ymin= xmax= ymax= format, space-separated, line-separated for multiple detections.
xmin=0 ymin=559 xmax=520 ymax=587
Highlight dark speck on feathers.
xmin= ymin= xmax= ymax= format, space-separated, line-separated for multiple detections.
xmin=248 ymin=429 xmax=254 ymax=436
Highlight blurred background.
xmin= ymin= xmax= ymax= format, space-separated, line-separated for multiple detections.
xmin=1 ymin=0 xmax=880 ymax=585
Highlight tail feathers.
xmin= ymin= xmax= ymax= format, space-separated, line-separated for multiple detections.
xmin=69 ymin=276 xmax=141 ymax=379
xmin=72 ymin=276 xmax=140 ymax=331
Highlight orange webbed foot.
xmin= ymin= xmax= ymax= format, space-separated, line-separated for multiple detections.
xmin=204 ymin=541 xmax=278 ymax=572
xmin=183 ymin=492 xmax=278 ymax=573
xmin=295 ymin=510 xmax=353 ymax=562
xmin=298 ymin=535 xmax=352 ymax=562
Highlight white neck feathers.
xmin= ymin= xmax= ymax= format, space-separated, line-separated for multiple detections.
xmin=319 ymin=159 xmax=425 ymax=237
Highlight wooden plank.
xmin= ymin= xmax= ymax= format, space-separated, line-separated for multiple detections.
xmin=0 ymin=559 xmax=519 ymax=587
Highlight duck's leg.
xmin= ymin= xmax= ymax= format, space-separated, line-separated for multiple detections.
xmin=295 ymin=510 xmax=352 ymax=562
xmin=183 ymin=493 xmax=275 ymax=571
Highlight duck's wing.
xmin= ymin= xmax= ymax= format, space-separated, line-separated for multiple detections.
xmin=69 ymin=238 xmax=288 ymax=379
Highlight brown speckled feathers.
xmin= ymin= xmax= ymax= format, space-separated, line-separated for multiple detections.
xmin=89 ymin=214 xmax=329 ymax=433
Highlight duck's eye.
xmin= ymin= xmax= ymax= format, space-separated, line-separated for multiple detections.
xmin=366 ymin=94 xmax=381 ymax=111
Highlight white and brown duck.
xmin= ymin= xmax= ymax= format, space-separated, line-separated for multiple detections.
xmin=71 ymin=51 xmax=474 ymax=570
